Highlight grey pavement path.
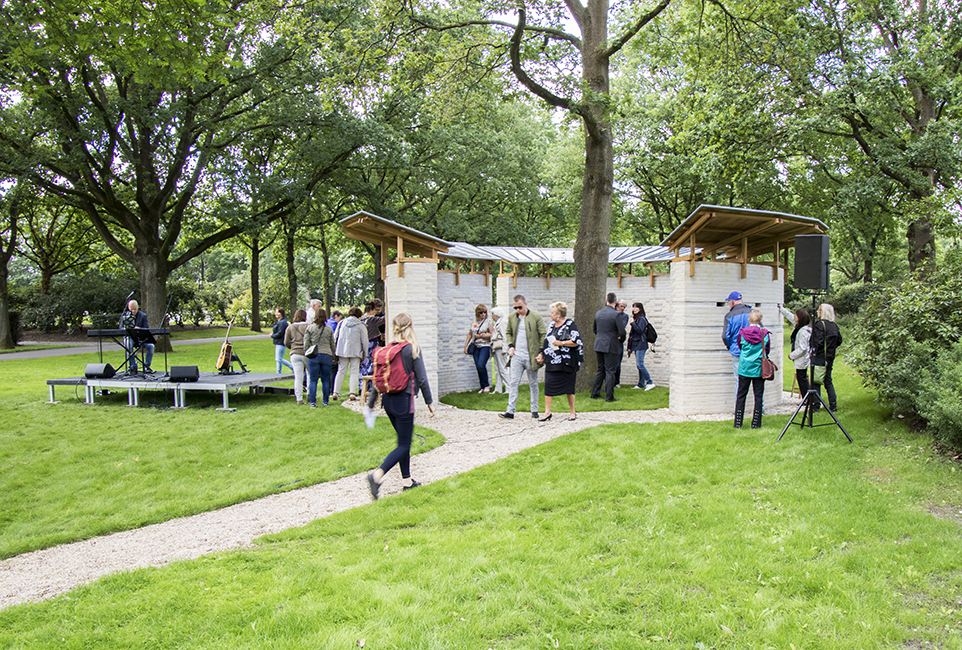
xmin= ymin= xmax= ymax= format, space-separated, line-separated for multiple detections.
xmin=1 ymin=335 xmax=269 ymax=361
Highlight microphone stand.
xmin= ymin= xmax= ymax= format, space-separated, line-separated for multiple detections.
xmin=159 ymin=293 xmax=174 ymax=379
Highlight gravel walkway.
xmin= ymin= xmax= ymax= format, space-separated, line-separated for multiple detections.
xmin=0 ymin=393 xmax=802 ymax=610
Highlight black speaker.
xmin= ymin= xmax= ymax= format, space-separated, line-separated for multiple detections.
xmin=85 ymin=363 xmax=116 ymax=379
xmin=794 ymin=235 xmax=830 ymax=291
xmin=170 ymin=366 xmax=200 ymax=382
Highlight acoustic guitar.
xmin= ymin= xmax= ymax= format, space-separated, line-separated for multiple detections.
xmin=215 ymin=317 xmax=235 ymax=371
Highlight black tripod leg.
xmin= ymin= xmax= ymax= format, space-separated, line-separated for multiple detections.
xmin=778 ymin=391 xmax=811 ymax=441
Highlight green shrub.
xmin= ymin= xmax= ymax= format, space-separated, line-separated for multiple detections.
xmin=850 ymin=255 xmax=962 ymax=446
xmin=831 ymin=282 xmax=884 ymax=317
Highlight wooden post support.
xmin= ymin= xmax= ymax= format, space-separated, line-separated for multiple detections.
xmin=397 ymin=235 xmax=405 ymax=278
xmin=741 ymin=237 xmax=748 ymax=279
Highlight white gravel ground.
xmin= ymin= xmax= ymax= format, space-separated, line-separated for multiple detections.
xmin=0 ymin=393 xmax=802 ymax=610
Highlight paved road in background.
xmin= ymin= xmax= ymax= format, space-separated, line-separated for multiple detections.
xmin=0 ymin=335 xmax=269 ymax=361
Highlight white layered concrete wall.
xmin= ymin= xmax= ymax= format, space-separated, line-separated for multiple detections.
xmin=437 ymin=272 xmax=494 ymax=395
xmin=494 ymin=274 xmax=671 ymax=389
xmin=384 ymin=262 xmax=439 ymax=398
xmin=668 ymin=261 xmax=785 ymax=416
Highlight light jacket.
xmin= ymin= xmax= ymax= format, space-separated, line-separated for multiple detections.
xmin=506 ymin=308 xmax=547 ymax=368
xmin=736 ymin=325 xmax=771 ymax=378
xmin=333 ymin=316 xmax=367 ymax=358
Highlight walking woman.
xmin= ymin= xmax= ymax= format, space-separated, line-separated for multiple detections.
xmin=271 ymin=308 xmax=294 ymax=374
xmin=463 ymin=304 xmax=493 ymax=393
xmin=535 ymin=301 xmax=582 ymax=421
xmin=627 ymin=302 xmax=655 ymax=391
xmin=490 ymin=307 xmax=509 ymax=393
xmin=331 ymin=306 xmax=368 ymax=401
xmin=810 ymin=303 xmax=843 ymax=412
xmin=734 ymin=309 xmax=770 ymax=428
xmin=283 ymin=309 xmax=309 ymax=405
xmin=304 ymin=308 xmax=335 ymax=408
xmin=366 ymin=313 xmax=436 ymax=499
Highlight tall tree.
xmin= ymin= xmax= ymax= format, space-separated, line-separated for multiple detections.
xmin=0 ymin=178 xmax=22 ymax=349
xmin=400 ymin=0 xmax=671 ymax=384
xmin=0 ymin=0 xmax=362 ymax=330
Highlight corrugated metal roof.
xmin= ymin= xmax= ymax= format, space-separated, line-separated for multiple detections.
xmin=442 ymin=243 xmax=683 ymax=265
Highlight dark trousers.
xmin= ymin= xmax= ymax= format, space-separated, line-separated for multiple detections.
xmin=614 ymin=348 xmax=624 ymax=386
xmin=815 ymin=359 xmax=837 ymax=409
xmin=734 ymin=375 xmax=765 ymax=428
xmin=591 ymin=351 xmax=619 ymax=400
xmin=795 ymin=368 xmax=810 ymax=398
xmin=379 ymin=392 xmax=415 ymax=479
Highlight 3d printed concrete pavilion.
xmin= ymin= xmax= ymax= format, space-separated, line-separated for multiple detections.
xmin=341 ymin=205 xmax=827 ymax=416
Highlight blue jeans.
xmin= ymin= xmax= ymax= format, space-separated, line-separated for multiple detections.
xmin=126 ymin=340 xmax=154 ymax=371
xmin=275 ymin=344 xmax=293 ymax=373
xmin=473 ymin=345 xmax=491 ymax=389
xmin=308 ymin=354 xmax=333 ymax=405
xmin=634 ymin=349 xmax=652 ymax=387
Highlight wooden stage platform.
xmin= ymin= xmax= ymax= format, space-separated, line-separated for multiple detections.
xmin=47 ymin=371 xmax=295 ymax=412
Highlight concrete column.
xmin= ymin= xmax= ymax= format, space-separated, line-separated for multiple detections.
xmin=385 ymin=262 xmax=439 ymax=397
xmin=668 ymin=261 xmax=785 ymax=416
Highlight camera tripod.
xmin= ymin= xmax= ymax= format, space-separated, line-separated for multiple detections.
xmin=777 ymin=293 xmax=852 ymax=443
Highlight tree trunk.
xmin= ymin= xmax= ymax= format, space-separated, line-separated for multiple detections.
xmin=907 ymin=217 xmax=936 ymax=274
xmin=131 ymin=253 xmax=173 ymax=353
xmin=572 ymin=7 xmax=614 ymax=393
xmin=321 ymin=225 xmax=332 ymax=312
xmin=285 ymin=225 xmax=298 ymax=316
xmin=250 ymin=235 xmax=262 ymax=332
xmin=0 ymin=269 xmax=14 ymax=349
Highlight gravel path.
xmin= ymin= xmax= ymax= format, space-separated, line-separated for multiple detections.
xmin=0 ymin=394 xmax=802 ymax=610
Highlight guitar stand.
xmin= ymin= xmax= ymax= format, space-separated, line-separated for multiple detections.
xmin=218 ymin=352 xmax=249 ymax=375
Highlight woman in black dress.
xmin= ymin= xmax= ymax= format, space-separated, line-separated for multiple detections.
xmin=535 ymin=301 xmax=583 ymax=421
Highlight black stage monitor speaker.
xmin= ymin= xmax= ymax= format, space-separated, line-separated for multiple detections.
xmin=170 ymin=366 xmax=200 ymax=382
xmin=794 ymin=235 xmax=830 ymax=291
xmin=85 ymin=363 xmax=116 ymax=379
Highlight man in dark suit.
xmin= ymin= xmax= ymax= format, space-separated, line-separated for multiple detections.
xmin=591 ymin=292 xmax=622 ymax=402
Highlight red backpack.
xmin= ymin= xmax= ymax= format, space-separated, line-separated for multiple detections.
xmin=373 ymin=342 xmax=412 ymax=393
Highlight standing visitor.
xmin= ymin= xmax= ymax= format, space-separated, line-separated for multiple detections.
xmin=365 ymin=313 xmax=436 ymax=499
xmin=499 ymin=295 xmax=547 ymax=419
xmin=733 ymin=309 xmax=770 ymax=428
xmin=781 ymin=307 xmax=812 ymax=399
xmin=490 ymin=307 xmax=509 ymax=393
xmin=590 ymin=292 xmax=622 ymax=402
xmin=613 ymin=299 xmax=629 ymax=387
xmin=304 ymin=308 xmax=335 ymax=408
xmin=359 ymin=299 xmax=386 ymax=395
xmin=535 ymin=301 xmax=582 ymax=421
xmin=284 ymin=309 xmax=309 ymax=405
xmin=464 ymin=304 xmax=493 ymax=393
xmin=627 ymin=302 xmax=655 ymax=390
xmin=271 ymin=307 xmax=294 ymax=374
xmin=722 ymin=291 xmax=753 ymax=407
xmin=331 ymin=306 xmax=367 ymax=401
xmin=810 ymin=303 xmax=842 ymax=412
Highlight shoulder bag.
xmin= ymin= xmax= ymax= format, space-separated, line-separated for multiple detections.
xmin=812 ymin=323 xmax=828 ymax=385
xmin=760 ymin=329 xmax=777 ymax=381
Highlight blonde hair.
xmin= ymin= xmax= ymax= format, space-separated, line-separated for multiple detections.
xmin=391 ymin=312 xmax=421 ymax=359
xmin=749 ymin=309 xmax=763 ymax=325
xmin=549 ymin=301 xmax=568 ymax=318
xmin=818 ymin=303 xmax=836 ymax=322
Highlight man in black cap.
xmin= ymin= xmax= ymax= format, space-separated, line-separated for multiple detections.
xmin=722 ymin=291 xmax=751 ymax=406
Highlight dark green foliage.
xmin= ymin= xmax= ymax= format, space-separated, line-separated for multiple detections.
xmin=830 ymin=283 xmax=885 ymax=317
xmin=850 ymin=254 xmax=962 ymax=446
xmin=13 ymin=269 xmax=138 ymax=333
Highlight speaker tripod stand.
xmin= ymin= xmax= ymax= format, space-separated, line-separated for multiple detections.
xmin=778 ymin=293 xmax=852 ymax=443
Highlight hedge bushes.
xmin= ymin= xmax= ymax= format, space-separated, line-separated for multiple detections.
xmin=849 ymin=252 xmax=962 ymax=448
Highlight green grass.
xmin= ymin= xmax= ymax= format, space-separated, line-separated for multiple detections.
xmin=2 ymin=350 xmax=961 ymax=648
xmin=0 ymin=340 xmax=441 ymax=559
xmin=0 ymin=345 xmax=75 ymax=354
xmin=167 ymin=326 xmax=261 ymax=341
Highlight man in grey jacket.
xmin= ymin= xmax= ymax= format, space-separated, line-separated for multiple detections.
xmin=591 ymin=292 xmax=622 ymax=402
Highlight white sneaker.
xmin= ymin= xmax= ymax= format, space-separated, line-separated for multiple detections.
xmin=645 ymin=384 xmax=656 ymax=391
xmin=632 ymin=385 xmax=644 ymax=390
xmin=362 ymin=405 xmax=376 ymax=429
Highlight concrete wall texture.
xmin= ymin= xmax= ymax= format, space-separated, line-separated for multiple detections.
xmin=385 ymin=260 xmax=784 ymax=416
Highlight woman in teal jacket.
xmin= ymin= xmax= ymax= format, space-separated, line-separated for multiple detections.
xmin=734 ymin=309 xmax=771 ymax=429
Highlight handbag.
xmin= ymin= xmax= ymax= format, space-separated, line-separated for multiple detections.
xmin=304 ymin=344 xmax=318 ymax=359
xmin=761 ymin=355 xmax=777 ymax=381
xmin=465 ymin=341 xmax=476 ymax=355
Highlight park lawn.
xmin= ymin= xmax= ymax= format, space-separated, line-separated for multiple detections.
xmin=0 ymin=339 xmax=442 ymax=559
xmin=1 ymin=357 xmax=961 ymax=648
xmin=167 ymin=326 xmax=261 ymax=342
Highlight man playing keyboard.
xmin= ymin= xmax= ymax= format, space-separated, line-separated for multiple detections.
xmin=122 ymin=300 xmax=155 ymax=373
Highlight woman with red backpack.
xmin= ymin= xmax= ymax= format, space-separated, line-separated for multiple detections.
xmin=365 ymin=313 xmax=436 ymax=500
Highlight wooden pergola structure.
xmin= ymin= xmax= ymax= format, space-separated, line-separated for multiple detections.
xmin=339 ymin=211 xmax=454 ymax=281
xmin=661 ymin=205 xmax=828 ymax=280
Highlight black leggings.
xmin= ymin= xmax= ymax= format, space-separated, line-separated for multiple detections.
xmin=379 ymin=392 xmax=415 ymax=479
